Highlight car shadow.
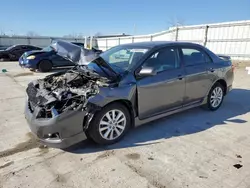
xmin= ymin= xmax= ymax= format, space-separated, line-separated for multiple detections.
xmin=64 ymin=88 xmax=250 ymax=154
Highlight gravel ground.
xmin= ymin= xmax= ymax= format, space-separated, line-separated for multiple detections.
xmin=0 ymin=61 xmax=250 ymax=188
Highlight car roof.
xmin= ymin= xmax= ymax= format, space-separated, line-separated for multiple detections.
xmin=9 ymin=44 xmax=38 ymax=47
xmin=119 ymin=41 xmax=203 ymax=48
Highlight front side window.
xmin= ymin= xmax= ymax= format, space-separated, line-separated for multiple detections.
xmin=99 ymin=46 xmax=149 ymax=72
xmin=142 ymin=47 xmax=179 ymax=73
xmin=181 ymin=48 xmax=211 ymax=66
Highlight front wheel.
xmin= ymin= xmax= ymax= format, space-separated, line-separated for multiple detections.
xmin=38 ymin=60 xmax=52 ymax=72
xmin=88 ymin=103 xmax=131 ymax=145
xmin=205 ymin=83 xmax=224 ymax=111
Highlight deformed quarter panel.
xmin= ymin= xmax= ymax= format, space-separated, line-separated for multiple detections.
xmin=88 ymin=73 xmax=138 ymax=115
xmin=88 ymin=83 xmax=137 ymax=108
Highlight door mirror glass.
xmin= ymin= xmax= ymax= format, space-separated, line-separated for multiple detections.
xmin=138 ymin=67 xmax=157 ymax=76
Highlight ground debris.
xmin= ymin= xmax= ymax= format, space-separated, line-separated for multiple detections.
xmin=0 ymin=133 xmax=39 ymax=158
xmin=233 ymin=164 xmax=243 ymax=169
xmin=95 ymin=150 xmax=115 ymax=160
xmin=125 ymin=153 xmax=140 ymax=160
xmin=236 ymin=154 xmax=242 ymax=158
xmin=13 ymin=72 xmax=34 ymax=77
xmin=0 ymin=161 xmax=14 ymax=169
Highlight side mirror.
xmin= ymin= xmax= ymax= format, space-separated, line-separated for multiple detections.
xmin=138 ymin=67 xmax=157 ymax=76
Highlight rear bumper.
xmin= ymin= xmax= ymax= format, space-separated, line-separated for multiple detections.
xmin=25 ymin=101 xmax=87 ymax=148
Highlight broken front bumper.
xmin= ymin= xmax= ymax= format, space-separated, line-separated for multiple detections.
xmin=25 ymin=101 xmax=87 ymax=149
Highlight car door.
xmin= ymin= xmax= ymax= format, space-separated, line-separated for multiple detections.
xmin=20 ymin=46 xmax=30 ymax=56
xmin=10 ymin=46 xmax=24 ymax=59
xmin=25 ymin=46 xmax=37 ymax=52
xmin=180 ymin=46 xmax=215 ymax=106
xmin=136 ymin=46 xmax=185 ymax=119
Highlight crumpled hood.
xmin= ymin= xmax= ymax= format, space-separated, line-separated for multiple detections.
xmin=51 ymin=40 xmax=97 ymax=65
xmin=50 ymin=40 xmax=119 ymax=77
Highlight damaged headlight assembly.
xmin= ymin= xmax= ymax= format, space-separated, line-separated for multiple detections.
xmin=26 ymin=68 xmax=110 ymax=119
xmin=26 ymin=40 xmax=112 ymax=119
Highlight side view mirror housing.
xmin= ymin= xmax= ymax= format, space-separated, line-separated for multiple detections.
xmin=138 ymin=67 xmax=157 ymax=77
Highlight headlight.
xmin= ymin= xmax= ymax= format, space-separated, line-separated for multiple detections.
xmin=27 ymin=55 xmax=36 ymax=60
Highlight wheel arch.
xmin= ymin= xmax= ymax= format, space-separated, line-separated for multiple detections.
xmin=36 ymin=59 xmax=53 ymax=69
xmin=100 ymin=99 xmax=136 ymax=128
xmin=213 ymin=79 xmax=227 ymax=96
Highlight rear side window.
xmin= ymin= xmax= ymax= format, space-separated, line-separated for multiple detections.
xmin=181 ymin=48 xmax=211 ymax=66
xmin=143 ymin=47 xmax=180 ymax=73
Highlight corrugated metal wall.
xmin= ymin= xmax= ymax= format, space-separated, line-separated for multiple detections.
xmin=97 ymin=20 xmax=250 ymax=60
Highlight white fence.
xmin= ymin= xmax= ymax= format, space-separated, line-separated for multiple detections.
xmin=97 ymin=20 xmax=250 ymax=60
xmin=0 ymin=20 xmax=249 ymax=60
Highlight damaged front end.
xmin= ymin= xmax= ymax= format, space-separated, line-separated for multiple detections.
xmin=24 ymin=40 xmax=113 ymax=148
xmin=26 ymin=68 xmax=108 ymax=118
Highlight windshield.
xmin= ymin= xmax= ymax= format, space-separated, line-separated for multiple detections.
xmin=98 ymin=45 xmax=149 ymax=72
xmin=42 ymin=46 xmax=54 ymax=52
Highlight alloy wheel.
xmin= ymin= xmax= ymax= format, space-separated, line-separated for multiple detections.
xmin=210 ymin=87 xmax=223 ymax=108
xmin=99 ymin=109 xmax=126 ymax=140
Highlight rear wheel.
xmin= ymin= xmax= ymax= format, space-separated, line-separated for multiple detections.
xmin=88 ymin=103 xmax=131 ymax=145
xmin=0 ymin=55 xmax=10 ymax=61
xmin=38 ymin=60 xmax=52 ymax=72
xmin=205 ymin=83 xmax=224 ymax=111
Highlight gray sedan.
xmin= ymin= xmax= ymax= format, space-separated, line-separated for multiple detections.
xmin=25 ymin=41 xmax=234 ymax=148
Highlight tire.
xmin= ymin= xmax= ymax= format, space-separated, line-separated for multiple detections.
xmin=0 ymin=55 xmax=10 ymax=61
xmin=88 ymin=103 xmax=131 ymax=145
xmin=38 ymin=60 xmax=52 ymax=72
xmin=205 ymin=83 xmax=224 ymax=111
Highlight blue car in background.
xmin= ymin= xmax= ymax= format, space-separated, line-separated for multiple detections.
xmin=19 ymin=42 xmax=86 ymax=72
xmin=19 ymin=42 xmax=102 ymax=72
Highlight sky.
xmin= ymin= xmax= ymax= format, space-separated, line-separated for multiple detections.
xmin=0 ymin=0 xmax=250 ymax=37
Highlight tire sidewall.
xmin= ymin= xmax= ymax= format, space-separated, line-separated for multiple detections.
xmin=38 ymin=60 xmax=52 ymax=72
xmin=88 ymin=103 xmax=131 ymax=145
xmin=207 ymin=83 xmax=224 ymax=111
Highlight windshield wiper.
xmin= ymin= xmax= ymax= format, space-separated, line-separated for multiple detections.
xmin=94 ymin=57 xmax=119 ymax=77
xmin=95 ymin=63 xmax=113 ymax=79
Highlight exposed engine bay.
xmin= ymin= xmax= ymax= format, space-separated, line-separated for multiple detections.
xmin=26 ymin=67 xmax=110 ymax=118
